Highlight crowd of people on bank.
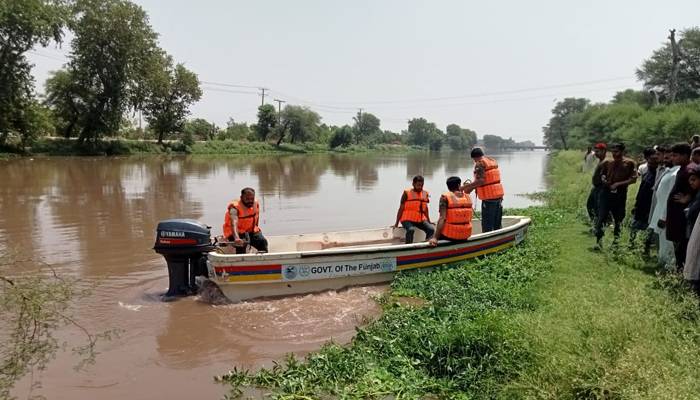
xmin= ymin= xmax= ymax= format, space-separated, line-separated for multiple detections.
xmin=584 ymin=135 xmax=700 ymax=290
xmin=222 ymin=147 xmax=506 ymax=253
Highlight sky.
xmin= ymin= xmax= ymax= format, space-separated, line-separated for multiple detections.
xmin=27 ymin=0 xmax=700 ymax=145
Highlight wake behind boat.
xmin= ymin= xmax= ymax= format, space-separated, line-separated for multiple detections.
xmin=153 ymin=216 xmax=530 ymax=303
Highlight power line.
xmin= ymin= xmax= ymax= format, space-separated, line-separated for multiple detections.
xmin=200 ymin=81 xmax=262 ymax=90
xmin=318 ymin=76 xmax=637 ymax=105
xmin=201 ymin=86 xmax=259 ymax=95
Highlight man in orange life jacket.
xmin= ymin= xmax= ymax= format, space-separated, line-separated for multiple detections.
xmin=429 ymin=176 xmax=474 ymax=247
xmin=393 ymin=175 xmax=434 ymax=244
xmin=222 ymin=187 xmax=268 ymax=254
xmin=461 ymin=147 xmax=504 ymax=232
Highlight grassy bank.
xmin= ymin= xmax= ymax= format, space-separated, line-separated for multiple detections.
xmin=217 ymin=151 xmax=700 ymax=399
xmin=3 ymin=138 xmax=423 ymax=156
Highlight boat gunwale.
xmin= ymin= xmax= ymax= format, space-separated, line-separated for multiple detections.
xmin=208 ymin=216 xmax=530 ymax=262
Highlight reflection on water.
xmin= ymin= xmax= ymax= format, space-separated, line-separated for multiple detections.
xmin=0 ymin=150 xmax=547 ymax=399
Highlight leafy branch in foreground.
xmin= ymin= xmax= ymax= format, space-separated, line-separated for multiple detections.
xmin=0 ymin=253 xmax=114 ymax=399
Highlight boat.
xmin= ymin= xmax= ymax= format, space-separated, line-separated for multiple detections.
xmin=153 ymin=216 xmax=530 ymax=303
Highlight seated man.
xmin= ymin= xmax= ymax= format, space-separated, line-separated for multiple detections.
xmin=429 ymin=176 xmax=473 ymax=246
xmin=222 ymin=187 xmax=268 ymax=254
xmin=393 ymin=175 xmax=434 ymax=244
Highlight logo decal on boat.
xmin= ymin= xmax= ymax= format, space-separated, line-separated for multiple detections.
xmin=281 ymin=258 xmax=397 ymax=281
xmin=284 ymin=266 xmax=297 ymax=280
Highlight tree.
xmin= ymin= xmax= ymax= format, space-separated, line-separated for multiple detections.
xmin=65 ymin=0 xmax=160 ymax=142
xmin=183 ymin=118 xmax=218 ymax=141
xmin=405 ymin=118 xmax=444 ymax=149
xmin=637 ymin=28 xmax=700 ymax=103
xmin=329 ymin=125 xmax=354 ymax=148
xmin=445 ymin=124 xmax=477 ymax=151
xmin=353 ymin=111 xmax=381 ymax=144
xmin=142 ymin=58 xmax=202 ymax=144
xmin=275 ymin=105 xmax=321 ymax=145
xmin=542 ymin=98 xmax=590 ymax=149
xmin=611 ymin=89 xmax=655 ymax=108
xmin=0 ymin=0 xmax=70 ymax=146
xmin=44 ymin=69 xmax=83 ymax=138
xmin=254 ymin=104 xmax=276 ymax=141
xmin=218 ymin=118 xmax=251 ymax=141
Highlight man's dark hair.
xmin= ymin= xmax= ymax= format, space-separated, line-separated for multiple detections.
xmin=642 ymin=147 xmax=655 ymax=159
xmin=446 ymin=176 xmax=461 ymax=191
xmin=241 ymin=187 xmax=255 ymax=196
xmin=655 ymin=145 xmax=667 ymax=153
xmin=412 ymin=175 xmax=424 ymax=183
xmin=611 ymin=143 xmax=625 ymax=152
xmin=692 ymin=147 xmax=700 ymax=156
xmin=670 ymin=143 xmax=692 ymax=156
xmin=470 ymin=147 xmax=484 ymax=158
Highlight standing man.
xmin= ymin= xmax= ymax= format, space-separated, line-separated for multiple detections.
xmin=594 ymin=143 xmax=637 ymax=249
xmin=587 ymin=143 xmax=608 ymax=227
xmin=223 ymin=187 xmax=269 ymax=254
xmin=666 ymin=143 xmax=693 ymax=270
xmin=630 ymin=147 xmax=659 ymax=249
xmin=429 ymin=176 xmax=473 ymax=246
xmin=461 ymin=147 xmax=504 ymax=232
xmin=393 ymin=175 xmax=434 ymax=244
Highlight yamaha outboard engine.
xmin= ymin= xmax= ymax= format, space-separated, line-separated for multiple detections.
xmin=153 ymin=219 xmax=215 ymax=298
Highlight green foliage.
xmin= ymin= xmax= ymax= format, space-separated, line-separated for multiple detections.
xmin=548 ymin=98 xmax=700 ymax=153
xmin=276 ymin=105 xmax=321 ymax=144
xmin=0 ymin=253 xmax=115 ymax=398
xmin=217 ymin=119 xmax=251 ymax=141
xmin=445 ymin=124 xmax=477 ymax=151
xmin=353 ymin=111 xmax=382 ymax=144
xmin=183 ymin=118 xmax=218 ymax=141
xmin=142 ymin=59 xmax=202 ymax=143
xmin=62 ymin=0 xmax=160 ymax=142
xmin=0 ymin=0 xmax=70 ymax=146
xmin=329 ymin=125 xmax=354 ymax=148
xmin=637 ymin=28 xmax=700 ymax=102
xmin=405 ymin=117 xmax=445 ymax=150
xmin=254 ymin=104 xmax=277 ymax=141
xmin=542 ymin=97 xmax=590 ymax=149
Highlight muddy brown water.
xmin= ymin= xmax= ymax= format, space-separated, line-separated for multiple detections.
xmin=0 ymin=151 xmax=547 ymax=399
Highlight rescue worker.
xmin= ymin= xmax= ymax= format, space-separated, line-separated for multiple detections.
xmin=429 ymin=176 xmax=473 ymax=246
xmin=393 ymin=175 xmax=434 ymax=244
xmin=461 ymin=147 xmax=504 ymax=232
xmin=222 ymin=187 xmax=268 ymax=254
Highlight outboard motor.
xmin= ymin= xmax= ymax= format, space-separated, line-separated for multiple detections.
xmin=153 ymin=219 xmax=215 ymax=298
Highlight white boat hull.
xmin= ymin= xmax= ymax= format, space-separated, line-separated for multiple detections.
xmin=206 ymin=216 xmax=530 ymax=303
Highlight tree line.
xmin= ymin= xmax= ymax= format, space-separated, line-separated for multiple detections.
xmin=2 ymin=0 xmax=531 ymax=153
xmin=543 ymin=28 xmax=700 ymax=152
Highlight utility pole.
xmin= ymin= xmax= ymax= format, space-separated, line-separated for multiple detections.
xmin=274 ymin=99 xmax=285 ymax=124
xmin=259 ymin=87 xmax=268 ymax=106
xmin=668 ymin=29 xmax=680 ymax=104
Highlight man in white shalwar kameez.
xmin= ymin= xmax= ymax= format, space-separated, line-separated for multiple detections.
xmin=648 ymin=165 xmax=680 ymax=268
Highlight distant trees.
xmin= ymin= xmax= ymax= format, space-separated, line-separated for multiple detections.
xmin=254 ymin=104 xmax=277 ymax=141
xmin=142 ymin=59 xmax=202 ymax=144
xmin=353 ymin=111 xmax=381 ymax=144
xmin=542 ymin=98 xmax=590 ymax=150
xmin=405 ymin=118 xmax=445 ymax=150
xmin=445 ymin=124 xmax=477 ymax=151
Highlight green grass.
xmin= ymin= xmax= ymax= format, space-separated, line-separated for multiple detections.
xmin=216 ymin=150 xmax=700 ymax=399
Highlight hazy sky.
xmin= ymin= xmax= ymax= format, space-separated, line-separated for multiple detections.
xmin=28 ymin=0 xmax=700 ymax=144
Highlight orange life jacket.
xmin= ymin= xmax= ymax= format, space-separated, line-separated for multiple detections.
xmin=222 ymin=200 xmax=261 ymax=238
xmin=475 ymin=157 xmax=504 ymax=200
xmin=400 ymin=189 xmax=429 ymax=223
xmin=442 ymin=191 xmax=473 ymax=240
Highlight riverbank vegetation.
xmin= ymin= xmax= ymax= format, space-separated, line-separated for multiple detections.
xmin=217 ymin=151 xmax=700 ymax=399
xmin=544 ymin=28 xmax=700 ymax=152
